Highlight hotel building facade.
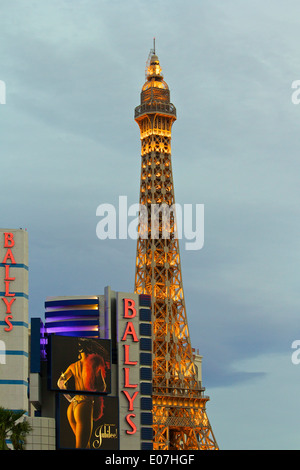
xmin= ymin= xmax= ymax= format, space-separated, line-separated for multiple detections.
xmin=0 ymin=229 xmax=153 ymax=450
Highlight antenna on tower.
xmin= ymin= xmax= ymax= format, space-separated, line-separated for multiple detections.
xmin=145 ymin=38 xmax=156 ymax=80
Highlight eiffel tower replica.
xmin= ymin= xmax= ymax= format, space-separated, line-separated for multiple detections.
xmin=134 ymin=45 xmax=218 ymax=450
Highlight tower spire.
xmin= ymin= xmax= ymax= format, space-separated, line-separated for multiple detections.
xmin=134 ymin=51 xmax=218 ymax=450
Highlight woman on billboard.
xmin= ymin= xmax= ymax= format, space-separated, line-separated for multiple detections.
xmin=57 ymin=338 xmax=108 ymax=449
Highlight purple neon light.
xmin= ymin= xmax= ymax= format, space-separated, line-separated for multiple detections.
xmin=45 ymin=316 xmax=98 ymax=323
xmin=45 ymin=305 xmax=98 ymax=311
xmin=46 ymin=325 xmax=99 ymax=334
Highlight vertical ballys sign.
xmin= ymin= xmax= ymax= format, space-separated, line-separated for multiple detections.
xmin=121 ymin=298 xmax=139 ymax=435
xmin=116 ymin=290 xmax=152 ymax=449
xmin=1 ymin=233 xmax=16 ymax=332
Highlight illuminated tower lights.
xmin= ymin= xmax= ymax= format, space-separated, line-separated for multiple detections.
xmin=134 ymin=48 xmax=218 ymax=450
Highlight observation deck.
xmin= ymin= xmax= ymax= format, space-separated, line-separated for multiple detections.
xmin=135 ymin=101 xmax=176 ymax=119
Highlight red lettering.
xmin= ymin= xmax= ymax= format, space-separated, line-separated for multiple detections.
xmin=124 ymin=367 xmax=138 ymax=388
xmin=2 ymin=249 xmax=16 ymax=264
xmin=2 ymin=234 xmax=16 ymax=332
xmin=121 ymin=297 xmax=140 ymax=437
xmin=4 ymin=281 xmax=15 ymax=297
xmin=122 ymin=390 xmax=139 ymax=411
xmin=123 ymin=298 xmax=136 ymax=318
xmin=4 ymin=265 xmax=15 ymax=281
xmin=4 ymin=233 xmax=15 ymax=248
xmin=4 ymin=315 xmax=13 ymax=332
xmin=125 ymin=414 xmax=137 ymax=435
xmin=2 ymin=297 xmax=16 ymax=314
xmin=123 ymin=344 xmax=138 ymax=365
xmin=121 ymin=321 xmax=138 ymax=342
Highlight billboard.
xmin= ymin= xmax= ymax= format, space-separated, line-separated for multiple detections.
xmin=49 ymin=336 xmax=117 ymax=449
xmin=49 ymin=336 xmax=111 ymax=394
xmin=57 ymin=394 xmax=119 ymax=449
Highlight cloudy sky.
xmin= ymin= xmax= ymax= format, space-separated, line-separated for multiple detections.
xmin=1 ymin=0 xmax=300 ymax=450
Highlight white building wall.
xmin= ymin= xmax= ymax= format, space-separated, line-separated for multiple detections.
xmin=26 ymin=417 xmax=56 ymax=450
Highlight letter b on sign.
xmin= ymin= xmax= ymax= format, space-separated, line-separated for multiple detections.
xmin=4 ymin=233 xmax=15 ymax=248
xmin=123 ymin=298 xmax=136 ymax=319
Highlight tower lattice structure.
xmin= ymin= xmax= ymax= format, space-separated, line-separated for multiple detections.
xmin=134 ymin=49 xmax=218 ymax=450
